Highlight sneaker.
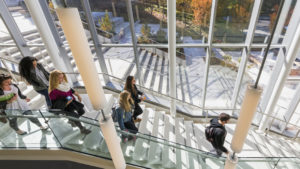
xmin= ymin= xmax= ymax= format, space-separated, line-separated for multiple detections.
xmin=80 ymin=128 xmax=91 ymax=134
xmin=122 ymin=137 xmax=128 ymax=143
xmin=16 ymin=130 xmax=27 ymax=135
xmin=128 ymin=135 xmax=136 ymax=141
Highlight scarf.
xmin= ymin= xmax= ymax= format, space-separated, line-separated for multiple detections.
xmin=57 ymin=82 xmax=71 ymax=92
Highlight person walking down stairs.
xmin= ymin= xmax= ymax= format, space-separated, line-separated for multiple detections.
xmin=0 ymin=74 xmax=48 ymax=135
xmin=116 ymin=91 xmax=138 ymax=142
xmin=206 ymin=113 xmax=230 ymax=156
xmin=19 ymin=56 xmax=52 ymax=108
xmin=49 ymin=70 xmax=91 ymax=135
xmin=124 ymin=76 xmax=146 ymax=123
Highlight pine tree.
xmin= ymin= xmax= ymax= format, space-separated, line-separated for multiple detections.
xmin=100 ymin=10 xmax=114 ymax=33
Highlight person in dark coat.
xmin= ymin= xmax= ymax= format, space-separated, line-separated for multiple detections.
xmin=49 ymin=70 xmax=91 ymax=134
xmin=208 ymin=113 xmax=230 ymax=156
xmin=19 ymin=56 xmax=51 ymax=107
xmin=124 ymin=76 xmax=145 ymax=122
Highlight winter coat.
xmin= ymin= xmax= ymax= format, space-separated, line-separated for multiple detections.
xmin=27 ymin=64 xmax=49 ymax=91
xmin=209 ymin=118 xmax=228 ymax=153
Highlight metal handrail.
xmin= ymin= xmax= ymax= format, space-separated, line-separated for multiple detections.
xmin=65 ymin=71 xmax=239 ymax=112
xmin=1 ymin=111 xmax=299 ymax=161
xmin=0 ymin=112 xmax=224 ymax=160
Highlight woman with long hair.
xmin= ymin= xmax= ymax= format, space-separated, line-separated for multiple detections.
xmin=49 ymin=70 xmax=91 ymax=134
xmin=0 ymin=74 xmax=47 ymax=135
xmin=124 ymin=76 xmax=145 ymax=122
xmin=19 ymin=56 xmax=51 ymax=107
xmin=116 ymin=91 xmax=138 ymax=135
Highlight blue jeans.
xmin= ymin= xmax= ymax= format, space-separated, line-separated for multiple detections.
xmin=36 ymin=88 xmax=52 ymax=107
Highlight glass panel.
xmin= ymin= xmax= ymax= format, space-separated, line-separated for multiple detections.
xmin=0 ymin=110 xmax=59 ymax=148
xmin=238 ymin=157 xmax=279 ymax=169
xmin=276 ymin=158 xmax=300 ymax=169
xmin=2 ymin=110 xmax=300 ymax=169
xmin=206 ymin=48 xmax=243 ymax=108
xmin=104 ymin=47 xmax=135 ymax=81
xmin=87 ymin=0 xmax=131 ymax=44
xmin=176 ymin=0 xmax=212 ymax=43
xmin=5 ymin=1 xmax=37 ymax=35
xmin=139 ymin=48 xmax=169 ymax=93
xmin=0 ymin=16 xmax=19 ymax=68
xmin=214 ymin=0 xmax=254 ymax=43
xmin=253 ymin=0 xmax=283 ymax=43
xmin=179 ymin=47 xmax=206 ymax=106
xmin=43 ymin=113 xmax=225 ymax=168
xmin=135 ymin=0 xmax=168 ymax=44
xmin=239 ymin=47 xmax=280 ymax=111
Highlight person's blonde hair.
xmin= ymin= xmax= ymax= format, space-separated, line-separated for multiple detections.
xmin=49 ymin=70 xmax=68 ymax=93
xmin=119 ymin=91 xmax=133 ymax=112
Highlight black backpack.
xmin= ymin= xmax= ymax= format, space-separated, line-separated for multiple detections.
xmin=205 ymin=126 xmax=215 ymax=142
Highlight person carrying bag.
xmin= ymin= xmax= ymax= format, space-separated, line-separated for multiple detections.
xmin=124 ymin=76 xmax=145 ymax=123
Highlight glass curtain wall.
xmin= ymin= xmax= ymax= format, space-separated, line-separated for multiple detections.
xmin=1 ymin=0 xmax=300 ymax=138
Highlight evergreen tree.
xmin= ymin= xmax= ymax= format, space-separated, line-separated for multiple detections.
xmin=100 ymin=10 xmax=114 ymax=34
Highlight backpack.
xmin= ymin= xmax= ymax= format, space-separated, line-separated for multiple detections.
xmin=205 ymin=126 xmax=215 ymax=142
xmin=111 ymin=106 xmax=118 ymax=122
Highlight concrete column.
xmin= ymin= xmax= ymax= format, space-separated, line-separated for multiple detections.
xmin=167 ymin=0 xmax=176 ymax=116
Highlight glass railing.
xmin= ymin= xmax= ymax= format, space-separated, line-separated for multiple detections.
xmin=1 ymin=109 xmax=299 ymax=169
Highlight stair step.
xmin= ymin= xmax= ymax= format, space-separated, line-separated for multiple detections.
xmin=162 ymin=114 xmax=176 ymax=168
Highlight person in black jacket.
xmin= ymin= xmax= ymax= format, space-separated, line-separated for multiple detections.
xmin=0 ymin=74 xmax=48 ymax=135
xmin=19 ymin=56 xmax=51 ymax=108
xmin=209 ymin=113 xmax=230 ymax=156
xmin=124 ymin=76 xmax=145 ymax=122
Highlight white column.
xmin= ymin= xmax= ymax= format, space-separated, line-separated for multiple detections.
xmin=260 ymin=0 xmax=300 ymax=113
xmin=24 ymin=0 xmax=72 ymax=81
xmin=55 ymin=8 xmax=125 ymax=169
xmin=272 ymin=0 xmax=293 ymax=44
xmin=201 ymin=0 xmax=218 ymax=115
xmin=231 ymin=0 xmax=263 ymax=112
xmin=280 ymin=84 xmax=300 ymax=131
xmin=167 ymin=0 xmax=176 ymax=116
xmin=258 ymin=22 xmax=300 ymax=132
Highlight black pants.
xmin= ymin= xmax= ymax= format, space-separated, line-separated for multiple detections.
xmin=133 ymin=103 xmax=143 ymax=120
xmin=211 ymin=141 xmax=223 ymax=156
xmin=8 ymin=110 xmax=42 ymax=131
xmin=124 ymin=119 xmax=138 ymax=134
xmin=64 ymin=104 xmax=84 ymax=129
